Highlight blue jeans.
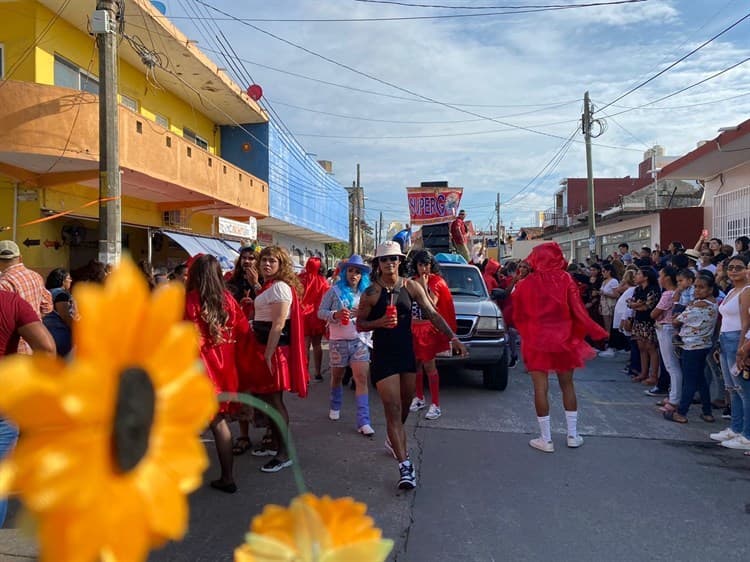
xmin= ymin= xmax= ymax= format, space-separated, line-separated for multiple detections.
xmin=506 ymin=327 xmax=518 ymax=361
xmin=678 ymin=348 xmax=712 ymax=416
xmin=734 ymin=369 xmax=750 ymax=439
xmin=719 ymin=331 xmax=744 ymax=434
xmin=0 ymin=418 xmax=18 ymax=527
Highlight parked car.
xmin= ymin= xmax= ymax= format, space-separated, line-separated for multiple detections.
xmin=435 ymin=260 xmax=509 ymax=390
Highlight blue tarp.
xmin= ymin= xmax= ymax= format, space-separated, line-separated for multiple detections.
xmin=162 ymin=231 xmax=239 ymax=270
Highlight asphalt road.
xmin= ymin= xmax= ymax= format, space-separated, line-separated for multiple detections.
xmin=147 ymin=350 xmax=750 ymax=562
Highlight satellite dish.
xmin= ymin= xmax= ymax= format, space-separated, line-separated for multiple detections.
xmin=151 ymin=1 xmax=167 ymax=14
xmin=247 ymin=84 xmax=263 ymax=101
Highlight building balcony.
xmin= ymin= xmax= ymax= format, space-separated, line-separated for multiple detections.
xmin=542 ymin=207 xmax=570 ymax=229
xmin=0 ymin=80 xmax=268 ymax=218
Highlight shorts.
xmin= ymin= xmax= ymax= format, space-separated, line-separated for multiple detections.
xmin=411 ymin=321 xmax=450 ymax=362
xmin=329 ymin=338 xmax=370 ymax=368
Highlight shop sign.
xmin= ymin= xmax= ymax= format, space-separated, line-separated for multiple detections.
xmin=218 ymin=216 xmax=257 ymax=240
xmin=257 ymin=230 xmax=274 ymax=245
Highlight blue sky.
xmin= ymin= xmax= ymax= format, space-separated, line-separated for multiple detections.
xmin=161 ymin=0 xmax=750 ymax=234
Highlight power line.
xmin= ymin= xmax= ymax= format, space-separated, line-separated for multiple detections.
xmin=353 ymin=0 xmax=647 ymax=9
xmin=194 ymin=0 xmax=596 ymax=145
xmin=595 ymin=11 xmax=750 ymax=114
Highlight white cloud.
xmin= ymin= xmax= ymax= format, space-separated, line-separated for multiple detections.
xmin=172 ymin=0 xmax=750 ymax=228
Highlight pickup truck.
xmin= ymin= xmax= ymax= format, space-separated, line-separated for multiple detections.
xmin=435 ymin=261 xmax=509 ymax=390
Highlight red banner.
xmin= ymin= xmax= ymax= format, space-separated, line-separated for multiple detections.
xmin=407 ymin=187 xmax=463 ymax=225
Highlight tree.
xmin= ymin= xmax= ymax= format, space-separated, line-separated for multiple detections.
xmin=326 ymin=242 xmax=350 ymax=261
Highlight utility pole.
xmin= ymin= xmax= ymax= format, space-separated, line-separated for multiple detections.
xmin=582 ymin=91 xmax=596 ymax=258
xmin=378 ymin=211 xmax=383 ymax=247
xmin=356 ymin=163 xmax=362 ymax=255
xmin=95 ymin=0 xmax=122 ymax=265
xmin=495 ymin=193 xmax=501 ymax=257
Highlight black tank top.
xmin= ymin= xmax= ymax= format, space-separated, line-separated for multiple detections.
xmin=369 ymin=279 xmax=413 ymax=349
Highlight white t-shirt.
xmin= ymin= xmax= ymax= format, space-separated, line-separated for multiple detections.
xmin=601 ymin=278 xmax=620 ymax=298
xmin=613 ymin=286 xmax=636 ymax=334
xmin=253 ymin=281 xmax=292 ymax=322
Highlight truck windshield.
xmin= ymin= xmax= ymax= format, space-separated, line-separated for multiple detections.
xmin=440 ymin=267 xmax=487 ymax=298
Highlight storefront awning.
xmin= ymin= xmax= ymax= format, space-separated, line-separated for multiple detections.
xmin=162 ymin=231 xmax=239 ymax=270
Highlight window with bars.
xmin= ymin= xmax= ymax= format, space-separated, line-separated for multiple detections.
xmin=183 ymin=127 xmax=209 ymax=151
xmin=714 ymin=186 xmax=750 ymax=242
xmin=120 ymin=94 xmax=138 ymax=112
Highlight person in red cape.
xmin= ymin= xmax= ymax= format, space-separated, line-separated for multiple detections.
xmin=407 ymin=250 xmax=458 ymax=421
xmin=512 ymin=242 xmax=608 ymax=453
xmin=184 ymin=254 xmax=249 ymax=493
xmin=249 ymin=246 xmax=308 ymax=473
xmin=481 ymin=257 xmax=501 ymax=293
xmin=299 ymin=256 xmax=328 ymax=381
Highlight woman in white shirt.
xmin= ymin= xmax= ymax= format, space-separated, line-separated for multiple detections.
xmin=249 ymin=246 xmax=308 ymax=473
xmin=317 ymin=255 xmax=374 ymax=435
xmin=598 ymin=264 xmax=621 ymax=357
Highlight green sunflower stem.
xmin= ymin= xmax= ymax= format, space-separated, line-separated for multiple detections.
xmin=217 ymin=392 xmax=307 ymax=495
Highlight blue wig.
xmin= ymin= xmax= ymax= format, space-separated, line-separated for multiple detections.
xmin=335 ymin=268 xmax=371 ymax=308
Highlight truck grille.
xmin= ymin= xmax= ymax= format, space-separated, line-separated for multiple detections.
xmin=455 ymin=318 xmax=475 ymax=337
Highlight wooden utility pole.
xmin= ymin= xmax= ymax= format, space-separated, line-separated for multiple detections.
xmin=583 ymin=91 xmax=596 ymax=258
xmin=495 ymin=193 xmax=501 ymax=257
xmin=96 ymin=0 xmax=122 ymax=265
xmin=356 ymin=164 xmax=362 ymax=255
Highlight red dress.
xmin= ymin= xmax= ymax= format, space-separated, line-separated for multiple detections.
xmin=411 ymin=274 xmax=458 ymax=362
xmin=299 ymin=257 xmax=328 ymax=337
xmin=512 ymin=243 xmax=608 ymax=373
xmin=185 ymin=289 xmax=249 ymax=413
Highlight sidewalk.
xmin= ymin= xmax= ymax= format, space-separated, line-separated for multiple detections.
xmin=0 ymin=528 xmax=36 ymax=561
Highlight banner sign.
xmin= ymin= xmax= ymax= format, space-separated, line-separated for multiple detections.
xmin=406 ymin=187 xmax=463 ymax=225
xmin=218 ymin=216 xmax=257 ymax=240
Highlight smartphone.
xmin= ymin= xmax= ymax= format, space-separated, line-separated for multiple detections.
xmin=701 ymin=229 xmax=709 ymax=238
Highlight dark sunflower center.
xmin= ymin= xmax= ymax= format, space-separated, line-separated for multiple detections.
xmin=112 ymin=367 xmax=156 ymax=473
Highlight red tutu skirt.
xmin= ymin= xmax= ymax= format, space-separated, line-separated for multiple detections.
xmin=246 ymin=332 xmax=294 ymax=394
xmin=411 ymin=320 xmax=450 ymax=362
xmin=521 ymin=337 xmax=597 ymax=373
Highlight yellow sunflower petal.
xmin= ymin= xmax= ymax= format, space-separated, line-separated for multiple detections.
xmin=0 ymin=355 xmax=70 ymax=429
xmin=146 ymin=428 xmax=210 ymax=493
xmin=289 ymin=496 xmax=332 ymax=559
xmin=132 ymin=463 xmax=189 ymax=540
xmin=57 ymin=360 xmax=116 ymax=424
xmin=239 ymin=533 xmax=299 ymax=562
xmin=320 ymin=539 xmax=394 ymax=562
xmin=132 ymin=283 xmax=187 ymax=364
xmin=250 ymin=504 xmax=297 ymax=551
xmin=73 ymin=258 xmax=150 ymax=368
xmin=143 ymin=323 xmax=201 ymax=389
xmin=154 ymin=368 xmax=217 ymax=433
xmin=98 ymin=482 xmax=151 ymax=562
xmin=38 ymin=508 xmax=102 ymax=562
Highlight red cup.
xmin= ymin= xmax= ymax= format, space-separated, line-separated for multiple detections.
xmin=385 ymin=304 xmax=397 ymax=328
xmin=340 ymin=308 xmax=350 ymax=325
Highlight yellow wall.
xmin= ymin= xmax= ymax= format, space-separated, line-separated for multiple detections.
xmin=2 ymin=1 xmax=217 ymax=152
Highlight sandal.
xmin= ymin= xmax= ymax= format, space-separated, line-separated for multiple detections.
xmin=659 ymin=403 xmax=676 ymax=413
xmin=700 ymin=414 xmax=716 ymax=423
xmin=232 ymin=436 xmax=252 ymax=456
xmin=663 ymin=410 xmax=687 ymax=424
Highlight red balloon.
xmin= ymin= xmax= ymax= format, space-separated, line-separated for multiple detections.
xmin=247 ymin=84 xmax=263 ymax=101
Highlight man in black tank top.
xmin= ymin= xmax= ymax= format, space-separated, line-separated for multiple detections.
xmin=358 ymin=242 xmax=467 ymax=490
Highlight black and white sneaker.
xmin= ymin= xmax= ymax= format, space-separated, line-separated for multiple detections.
xmin=397 ymin=461 xmax=417 ymax=490
xmin=645 ymin=387 xmax=668 ymax=397
xmin=508 ymin=357 xmax=519 ymax=369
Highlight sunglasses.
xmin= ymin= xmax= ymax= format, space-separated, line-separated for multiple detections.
xmin=379 ymin=256 xmax=400 ymax=263
xmin=727 ymin=265 xmax=746 ymax=272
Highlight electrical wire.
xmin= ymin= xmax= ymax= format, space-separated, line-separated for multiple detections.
xmin=595 ymin=10 xmax=750 ymax=114
xmin=0 ymin=0 xmax=73 ymax=92
xmin=606 ymin=115 xmax=651 ymax=150
xmin=352 ymin=0 xmax=646 ymax=9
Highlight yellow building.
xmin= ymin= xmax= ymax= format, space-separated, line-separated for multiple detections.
xmin=0 ymin=0 xmax=268 ymax=275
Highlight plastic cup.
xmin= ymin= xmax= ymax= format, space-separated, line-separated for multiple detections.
xmin=385 ymin=304 xmax=397 ymax=328
xmin=340 ymin=308 xmax=350 ymax=325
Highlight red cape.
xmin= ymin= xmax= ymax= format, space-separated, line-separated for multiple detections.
xmin=512 ymin=242 xmax=607 ymax=371
xmin=429 ymin=274 xmax=457 ymax=332
xmin=289 ymin=288 xmax=309 ymax=398
xmin=299 ymin=257 xmax=328 ymax=336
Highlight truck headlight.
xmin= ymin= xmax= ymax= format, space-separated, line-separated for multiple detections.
xmin=476 ymin=316 xmax=504 ymax=334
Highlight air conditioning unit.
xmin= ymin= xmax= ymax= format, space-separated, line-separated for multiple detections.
xmin=162 ymin=210 xmax=186 ymax=228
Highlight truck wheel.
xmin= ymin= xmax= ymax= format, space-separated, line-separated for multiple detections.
xmin=482 ymin=350 xmax=509 ymax=391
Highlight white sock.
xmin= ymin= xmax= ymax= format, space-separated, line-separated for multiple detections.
xmin=565 ymin=410 xmax=578 ymax=438
xmin=537 ymin=416 xmax=551 ymax=442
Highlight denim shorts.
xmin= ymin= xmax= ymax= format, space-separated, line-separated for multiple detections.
xmin=329 ymin=338 xmax=370 ymax=368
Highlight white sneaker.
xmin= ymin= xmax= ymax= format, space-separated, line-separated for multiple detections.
xmin=409 ymin=397 xmax=425 ymax=412
xmin=424 ymin=404 xmax=442 ymax=420
xmin=710 ymin=428 xmax=738 ymax=442
xmin=567 ymin=435 xmax=584 ymax=448
xmin=598 ymin=348 xmax=615 ymax=358
xmin=721 ymin=435 xmax=750 ymax=450
xmin=328 ymin=409 xmax=340 ymax=421
xmin=529 ymin=438 xmax=554 ymax=453
xmin=358 ymin=424 xmax=375 ymax=436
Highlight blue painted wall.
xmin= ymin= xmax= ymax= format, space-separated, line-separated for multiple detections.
xmin=220 ymin=121 xmax=349 ymax=243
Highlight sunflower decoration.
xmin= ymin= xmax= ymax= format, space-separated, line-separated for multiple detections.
xmin=0 ymin=258 xmax=217 ymax=562
xmin=234 ymin=493 xmax=393 ymax=562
